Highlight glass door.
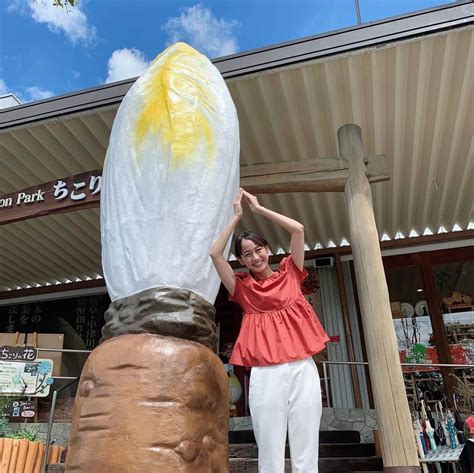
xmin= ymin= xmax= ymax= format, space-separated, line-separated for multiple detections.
xmin=432 ymin=257 xmax=474 ymax=412
xmin=385 ymin=263 xmax=444 ymax=407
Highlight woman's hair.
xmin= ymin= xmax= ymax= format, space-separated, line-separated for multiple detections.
xmin=234 ymin=231 xmax=269 ymax=258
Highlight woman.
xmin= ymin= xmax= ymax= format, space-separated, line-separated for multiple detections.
xmin=210 ymin=189 xmax=329 ymax=473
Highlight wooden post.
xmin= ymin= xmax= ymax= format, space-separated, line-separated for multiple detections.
xmin=349 ymin=260 xmax=375 ymax=408
xmin=339 ymin=124 xmax=419 ymax=471
xmin=334 ymin=253 xmax=363 ymax=408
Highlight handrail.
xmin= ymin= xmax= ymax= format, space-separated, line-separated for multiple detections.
xmin=25 ymin=356 xmax=474 ymax=465
xmin=317 ymin=360 xmax=473 ymax=408
xmin=37 ymin=347 xmax=92 ymax=354
xmin=42 ymin=378 xmax=79 ymax=473
xmin=320 ymin=360 xmax=473 ymax=368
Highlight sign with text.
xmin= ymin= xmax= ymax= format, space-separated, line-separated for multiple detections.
xmin=0 ymin=346 xmax=38 ymax=362
xmin=0 ymin=170 xmax=102 ymax=225
xmin=0 ymin=358 xmax=54 ymax=397
xmin=9 ymin=399 xmax=37 ymax=419
xmin=0 ymin=295 xmax=108 ymax=350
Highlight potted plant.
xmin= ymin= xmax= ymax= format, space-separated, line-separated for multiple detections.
xmin=453 ymin=375 xmax=474 ymax=439
xmin=0 ymin=396 xmax=46 ymax=473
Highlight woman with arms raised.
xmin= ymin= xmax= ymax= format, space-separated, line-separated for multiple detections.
xmin=210 ymin=189 xmax=329 ymax=473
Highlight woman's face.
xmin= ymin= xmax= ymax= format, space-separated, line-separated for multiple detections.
xmin=238 ymin=239 xmax=270 ymax=275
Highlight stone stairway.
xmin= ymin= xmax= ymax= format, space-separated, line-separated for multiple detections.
xmin=229 ymin=430 xmax=383 ymax=472
xmin=46 ymin=430 xmax=383 ymax=472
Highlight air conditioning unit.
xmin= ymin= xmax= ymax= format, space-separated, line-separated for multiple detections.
xmin=313 ymin=256 xmax=334 ymax=268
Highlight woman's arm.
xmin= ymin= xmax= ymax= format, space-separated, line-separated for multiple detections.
xmin=209 ymin=189 xmax=243 ymax=295
xmin=243 ymin=190 xmax=305 ymax=270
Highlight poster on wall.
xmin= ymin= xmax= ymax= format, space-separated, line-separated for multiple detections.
xmin=0 ymin=358 xmax=54 ymax=397
xmin=0 ymin=295 xmax=110 ymax=350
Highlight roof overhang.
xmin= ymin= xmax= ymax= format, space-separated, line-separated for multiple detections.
xmin=1 ymin=1 xmax=472 ymax=130
xmin=1 ymin=2 xmax=473 ymax=293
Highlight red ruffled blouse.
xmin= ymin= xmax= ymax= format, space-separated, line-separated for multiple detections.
xmin=229 ymin=256 xmax=329 ymax=367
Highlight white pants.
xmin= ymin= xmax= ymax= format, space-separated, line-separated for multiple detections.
xmin=249 ymin=357 xmax=322 ymax=473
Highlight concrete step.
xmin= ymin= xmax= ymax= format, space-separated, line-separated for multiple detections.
xmin=230 ymin=456 xmax=383 ymax=472
xmin=230 ymin=429 xmax=361 ymax=444
xmin=230 ymin=442 xmax=375 ymax=459
xmin=45 ymin=467 xmax=64 ymax=473
xmin=47 ymin=458 xmax=384 ymax=473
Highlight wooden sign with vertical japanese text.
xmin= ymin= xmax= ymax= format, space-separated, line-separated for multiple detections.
xmin=0 ymin=170 xmax=102 ymax=225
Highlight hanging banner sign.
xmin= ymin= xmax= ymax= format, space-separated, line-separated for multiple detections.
xmin=0 ymin=169 xmax=102 ymax=225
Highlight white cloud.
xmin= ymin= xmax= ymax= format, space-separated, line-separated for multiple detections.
xmin=163 ymin=4 xmax=238 ymax=58
xmin=105 ymin=48 xmax=149 ymax=83
xmin=9 ymin=0 xmax=97 ymax=46
xmin=0 ymin=78 xmax=55 ymax=103
xmin=6 ymin=0 xmax=23 ymax=14
xmin=0 ymin=79 xmax=8 ymax=95
xmin=26 ymin=86 xmax=55 ymax=101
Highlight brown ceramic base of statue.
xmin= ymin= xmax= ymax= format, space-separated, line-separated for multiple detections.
xmin=101 ymin=286 xmax=219 ymax=351
xmin=66 ymin=333 xmax=229 ymax=473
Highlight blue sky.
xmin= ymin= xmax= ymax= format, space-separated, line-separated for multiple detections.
xmin=0 ymin=0 xmax=453 ymax=103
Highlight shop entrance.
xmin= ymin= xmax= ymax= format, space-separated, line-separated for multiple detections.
xmin=384 ymin=246 xmax=474 ymax=409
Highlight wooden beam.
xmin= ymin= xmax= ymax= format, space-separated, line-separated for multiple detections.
xmin=339 ymin=124 xmax=419 ymax=471
xmin=418 ymin=252 xmax=457 ymax=405
xmin=0 ymin=155 xmax=389 ymax=224
xmin=240 ymin=155 xmax=389 ymax=194
xmin=0 ymin=170 xmax=102 ymax=225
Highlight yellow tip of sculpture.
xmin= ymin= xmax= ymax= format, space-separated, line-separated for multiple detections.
xmin=135 ymin=43 xmax=216 ymax=168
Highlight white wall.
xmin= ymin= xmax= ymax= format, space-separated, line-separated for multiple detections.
xmin=342 ymin=261 xmax=371 ymax=408
xmin=318 ymin=262 xmax=372 ymax=408
xmin=319 ymin=266 xmax=355 ymax=408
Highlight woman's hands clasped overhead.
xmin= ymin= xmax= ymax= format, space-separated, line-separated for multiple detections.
xmin=242 ymin=190 xmax=261 ymax=212
xmin=233 ymin=188 xmax=261 ymax=217
xmin=233 ymin=188 xmax=244 ymax=219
